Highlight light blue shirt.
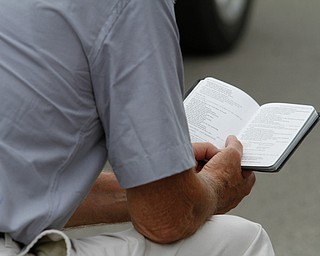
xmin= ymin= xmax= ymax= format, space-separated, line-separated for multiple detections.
xmin=0 ymin=0 xmax=195 ymax=245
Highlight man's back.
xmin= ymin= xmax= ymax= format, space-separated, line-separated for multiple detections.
xmin=0 ymin=0 xmax=187 ymax=245
xmin=0 ymin=0 xmax=110 ymax=245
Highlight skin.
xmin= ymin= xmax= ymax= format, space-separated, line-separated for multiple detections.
xmin=66 ymin=135 xmax=255 ymax=244
xmin=65 ymin=171 xmax=130 ymax=228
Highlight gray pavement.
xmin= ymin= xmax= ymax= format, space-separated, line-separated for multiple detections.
xmin=183 ymin=1 xmax=320 ymax=255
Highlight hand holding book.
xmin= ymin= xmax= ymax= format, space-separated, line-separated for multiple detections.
xmin=184 ymin=77 xmax=319 ymax=172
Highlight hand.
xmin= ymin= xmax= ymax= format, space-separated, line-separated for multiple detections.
xmin=192 ymin=142 xmax=220 ymax=172
xmin=198 ymin=135 xmax=256 ymax=214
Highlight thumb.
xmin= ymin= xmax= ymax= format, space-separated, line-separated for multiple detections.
xmin=225 ymin=135 xmax=243 ymax=155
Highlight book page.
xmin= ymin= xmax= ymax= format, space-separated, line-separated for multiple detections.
xmin=239 ymin=103 xmax=316 ymax=168
xmin=184 ymin=77 xmax=260 ymax=149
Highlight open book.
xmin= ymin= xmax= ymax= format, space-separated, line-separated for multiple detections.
xmin=184 ymin=77 xmax=319 ymax=172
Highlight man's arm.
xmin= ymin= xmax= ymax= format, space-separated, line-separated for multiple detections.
xmin=126 ymin=136 xmax=255 ymax=244
xmin=65 ymin=136 xmax=255 ymax=244
xmin=65 ymin=171 xmax=130 ymax=228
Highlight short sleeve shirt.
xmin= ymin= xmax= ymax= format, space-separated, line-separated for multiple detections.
xmin=0 ymin=0 xmax=195 ymax=245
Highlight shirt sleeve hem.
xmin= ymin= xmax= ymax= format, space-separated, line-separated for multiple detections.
xmin=113 ymin=141 xmax=195 ymax=189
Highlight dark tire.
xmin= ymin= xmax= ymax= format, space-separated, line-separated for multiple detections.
xmin=175 ymin=0 xmax=254 ymax=54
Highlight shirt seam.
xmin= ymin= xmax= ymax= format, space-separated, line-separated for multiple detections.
xmin=88 ymin=0 xmax=130 ymax=68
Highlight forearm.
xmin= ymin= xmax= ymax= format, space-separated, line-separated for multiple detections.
xmin=126 ymin=138 xmax=255 ymax=244
xmin=126 ymin=169 xmax=219 ymax=244
xmin=65 ymin=172 xmax=131 ymax=228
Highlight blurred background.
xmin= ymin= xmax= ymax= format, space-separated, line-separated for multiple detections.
xmin=178 ymin=0 xmax=320 ymax=255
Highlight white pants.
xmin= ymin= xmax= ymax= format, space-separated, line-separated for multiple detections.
xmin=0 ymin=215 xmax=275 ymax=256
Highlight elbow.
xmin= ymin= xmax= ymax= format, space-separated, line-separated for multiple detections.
xmin=131 ymin=216 xmax=198 ymax=244
xmin=126 ymin=170 xmax=213 ymax=244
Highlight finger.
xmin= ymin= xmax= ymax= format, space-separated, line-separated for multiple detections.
xmin=193 ymin=142 xmax=220 ymax=161
xmin=242 ymin=170 xmax=253 ymax=179
xmin=242 ymin=172 xmax=256 ymax=196
xmin=245 ymin=171 xmax=256 ymax=188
